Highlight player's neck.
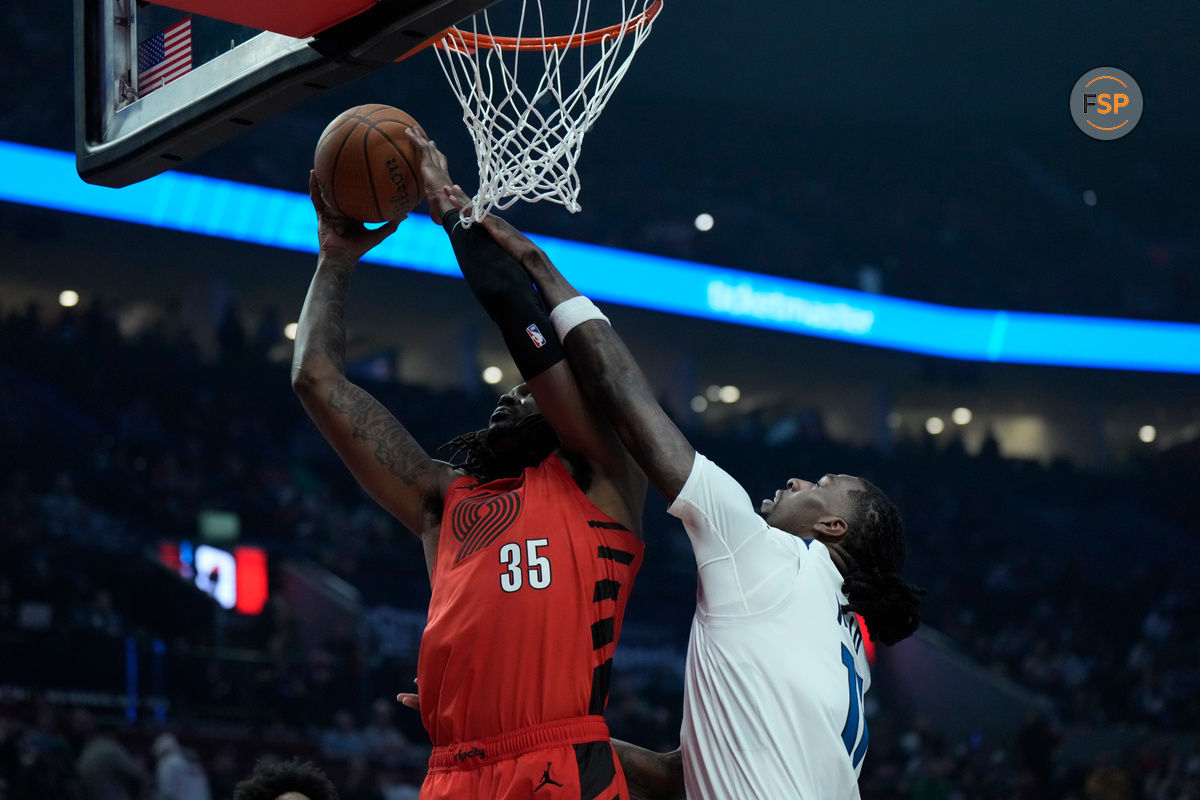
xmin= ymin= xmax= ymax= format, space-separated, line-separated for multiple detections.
xmin=823 ymin=542 xmax=853 ymax=576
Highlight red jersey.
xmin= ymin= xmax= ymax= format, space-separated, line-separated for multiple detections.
xmin=418 ymin=453 xmax=644 ymax=746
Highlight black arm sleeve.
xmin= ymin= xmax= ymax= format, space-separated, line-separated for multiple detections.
xmin=443 ymin=209 xmax=566 ymax=381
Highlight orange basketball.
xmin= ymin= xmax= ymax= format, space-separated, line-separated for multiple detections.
xmin=313 ymin=104 xmax=423 ymax=223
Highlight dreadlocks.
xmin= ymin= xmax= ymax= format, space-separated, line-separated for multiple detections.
xmin=839 ymin=479 xmax=926 ymax=646
xmin=440 ymin=412 xmax=560 ymax=482
xmin=233 ymin=758 xmax=338 ymax=800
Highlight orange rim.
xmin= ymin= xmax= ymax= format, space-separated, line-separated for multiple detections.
xmin=437 ymin=0 xmax=662 ymax=52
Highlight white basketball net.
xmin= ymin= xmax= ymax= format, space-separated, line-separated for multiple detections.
xmin=434 ymin=0 xmax=663 ymax=224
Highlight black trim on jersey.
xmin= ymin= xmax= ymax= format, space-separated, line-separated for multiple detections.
xmin=590 ymin=618 xmax=615 ymax=650
xmin=596 ymin=546 xmax=635 ymax=565
xmin=588 ymin=658 xmax=612 ymax=715
xmin=592 ymin=579 xmax=620 ymax=602
xmin=573 ymin=740 xmax=617 ymax=800
xmin=587 ymin=519 xmax=630 ymax=531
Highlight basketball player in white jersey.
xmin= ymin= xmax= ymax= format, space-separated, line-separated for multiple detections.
xmin=413 ymin=132 xmax=925 ymax=797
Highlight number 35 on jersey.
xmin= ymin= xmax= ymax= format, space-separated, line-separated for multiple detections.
xmin=499 ymin=538 xmax=552 ymax=592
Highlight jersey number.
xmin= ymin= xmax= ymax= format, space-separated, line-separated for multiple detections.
xmin=840 ymin=644 xmax=869 ymax=768
xmin=499 ymin=538 xmax=552 ymax=593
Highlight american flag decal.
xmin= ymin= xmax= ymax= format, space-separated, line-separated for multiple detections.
xmin=137 ymin=17 xmax=192 ymax=97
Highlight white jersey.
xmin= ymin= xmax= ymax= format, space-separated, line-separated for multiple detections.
xmin=668 ymin=453 xmax=871 ymax=800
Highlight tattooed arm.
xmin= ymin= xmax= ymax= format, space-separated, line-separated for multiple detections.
xmin=292 ymin=172 xmax=458 ymax=556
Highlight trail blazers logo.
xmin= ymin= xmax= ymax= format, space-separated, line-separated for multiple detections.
xmin=450 ymin=490 xmax=521 ymax=563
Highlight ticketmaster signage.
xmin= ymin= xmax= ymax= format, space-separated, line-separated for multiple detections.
xmin=706 ymin=280 xmax=876 ymax=335
xmin=3 ymin=140 xmax=1199 ymax=374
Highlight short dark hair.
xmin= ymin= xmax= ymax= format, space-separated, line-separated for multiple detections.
xmin=840 ymin=479 xmax=925 ymax=646
xmin=440 ymin=412 xmax=559 ymax=482
xmin=233 ymin=758 xmax=338 ymax=800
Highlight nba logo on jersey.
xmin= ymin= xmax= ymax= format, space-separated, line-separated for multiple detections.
xmin=526 ymin=324 xmax=547 ymax=348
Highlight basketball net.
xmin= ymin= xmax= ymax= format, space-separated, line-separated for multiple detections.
xmin=433 ymin=0 xmax=663 ymax=224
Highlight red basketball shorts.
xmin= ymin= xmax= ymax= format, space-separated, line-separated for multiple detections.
xmin=421 ymin=716 xmax=628 ymax=800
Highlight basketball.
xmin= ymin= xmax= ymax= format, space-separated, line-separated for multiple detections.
xmin=313 ymin=104 xmax=423 ymax=223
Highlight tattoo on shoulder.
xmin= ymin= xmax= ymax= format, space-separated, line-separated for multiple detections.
xmin=328 ymin=380 xmax=430 ymax=486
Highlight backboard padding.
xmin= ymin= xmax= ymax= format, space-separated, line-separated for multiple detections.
xmin=147 ymin=0 xmax=376 ymax=40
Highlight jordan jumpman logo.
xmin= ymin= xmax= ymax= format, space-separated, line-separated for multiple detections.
xmin=534 ymin=762 xmax=564 ymax=791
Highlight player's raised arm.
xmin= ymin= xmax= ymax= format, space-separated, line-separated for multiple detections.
xmin=457 ymin=201 xmax=695 ymax=504
xmin=291 ymin=172 xmax=458 ymax=546
xmin=407 ymin=129 xmax=646 ymax=531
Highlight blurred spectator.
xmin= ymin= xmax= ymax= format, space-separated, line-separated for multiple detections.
xmin=74 ymin=710 xmax=149 ymax=800
xmin=1014 ymin=708 xmax=1061 ymax=792
xmin=152 ymin=732 xmax=211 ymax=800
xmin=216 ymin=300 xmax=248 ymax=367
xmin=360 ymin=698 xmax=414 ymax=769
xmin=1084 ymin=750 xmax=1133 ymax=800
xmin=40 ymin=471 xmax=87 ymax=539
xmin=0 ymin=575 xmax=15 ymax=631
xmin=75 ymin=589 xmax=125 ymax=638
xmin=320 ymin=710 xmax=368 ymax=762
xmin=10 ymin=701 xmax=78 ymax=798
xmin=207 ymin=745 xmax=243 ymax=800
xmin=252 ymin=306 xmax=282 ymax=363
xmin=341 ymin=756 xmax=382 ymax=800
xmin=377 ymin=765 xmax=420 ymax=800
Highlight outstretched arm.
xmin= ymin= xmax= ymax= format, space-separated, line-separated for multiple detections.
xmin=407 ymin=130 xmax=645 ymax=528
xmin=292 ymin=172 xmax=458 ymax=552
xmin=454 ymin=198 xmax=694 ymax=503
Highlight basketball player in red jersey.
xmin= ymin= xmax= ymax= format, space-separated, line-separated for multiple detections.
xmin=293 ymin=156 xmax=647 ymax=796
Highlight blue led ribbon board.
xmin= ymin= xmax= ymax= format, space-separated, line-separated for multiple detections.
xmin=2 ymin=140 xmax=1199 ymax=374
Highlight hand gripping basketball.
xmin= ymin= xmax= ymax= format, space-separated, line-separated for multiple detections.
xmin=403 ymin=126 xmax=469 ymax=222
xmin=308 ymin=171 xmax=398 ymax=261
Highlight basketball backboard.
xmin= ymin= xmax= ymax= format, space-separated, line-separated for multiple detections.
xmin=75 ymin=0 xmax=496 ymax=187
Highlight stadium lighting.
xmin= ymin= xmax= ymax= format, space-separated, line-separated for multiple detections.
xmin=718 ymin=385 xmax=741 ymax=403
xmin=59 ymin=290 xmax=80 ymax=307
xmin=690 ymin=396 xmax=708 ymax=413
xmin=694 ymin=213 xmax=714 ymax=232
xmin=926 ymin=416 xmax=946 ymax=435
xmin=5 ymin=141 xmax=1200 ymax=374
xmin=951 ymin=407 xmax=972 ymax=425
xmin=482 ymin=366 xmax=504 ymax=385
xmin=284 ymin=322 xmax=298 ymax=340
xmin=1138 ymin=425 xmax=1157 ymax=443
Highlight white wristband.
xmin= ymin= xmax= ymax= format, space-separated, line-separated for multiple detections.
xmin=550 ymin=295 xmax=610 ymax=340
